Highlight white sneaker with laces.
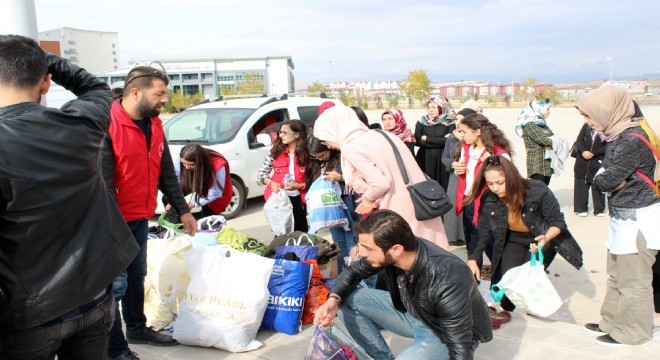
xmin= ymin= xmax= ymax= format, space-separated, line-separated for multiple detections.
xmin=578 ymin=213 xmax=588 ymax=217
xmin=595 ymin=213 xmax=606 ymax=217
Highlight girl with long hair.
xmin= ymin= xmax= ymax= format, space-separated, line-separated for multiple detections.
xmin=306 ymin=136 xmax=359 ymax=270
xmin=175 ymin=144 xmax=233 ymax=217
xmin=416 ymin=96 xmax=456 ymax=190
xmin=257 ymin=120 xmax=310 ymax=232
xmin=465 ymin=156 xmax=574 ymax=319
xmin=381 ymin=109 xmax=415 ymax=155
xmin=453 ymin=113 xmax=512 ymax=267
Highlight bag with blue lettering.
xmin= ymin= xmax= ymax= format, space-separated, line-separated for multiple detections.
xmin=274 ymin=233 xmax=319 ymax=261
xmin=261 ymin=258 xmax=312 ymax=335
xmin=305 ymin=176 xmax=350 ymax=234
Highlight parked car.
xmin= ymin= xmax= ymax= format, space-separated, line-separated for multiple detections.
xmin=158 ymin=94 xmax=342 ymax=219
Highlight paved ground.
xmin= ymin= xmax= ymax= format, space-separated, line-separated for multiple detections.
xmin=132 ymin=106 xmax=660 ymax=359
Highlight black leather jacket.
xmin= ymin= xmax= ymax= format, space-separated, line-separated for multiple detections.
xmin=0 ymin=54 xmax=139 ymax=331
xmin=332 ymin=239 xmax=493 ymax=360
xmin=470 ymin=180 xmax=583 ymax=274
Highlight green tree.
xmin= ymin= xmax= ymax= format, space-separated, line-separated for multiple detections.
xmin=538 ymin=87 xmax=563 ymax=106
xmin=163 ymin=90 xmax=205 ymax=113
xmin=307 ymin=80 xmax=329 ymax=94
xmin=515 ymin=77 xmax=538 ymax=102
xmin=236 ymin=72 xmax=265 ymax=94
xmin=388 ymin=95 xmax=399 ymax=108
xmin=400 ymin=69 xmax=433 ymax=104
xmin=339 ymin=91 xmax=356 ymax=106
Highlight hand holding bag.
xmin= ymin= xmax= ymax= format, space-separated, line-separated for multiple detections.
xmin=489 ymin=246 xmax=562 ymax=318
xmin=376 ymin=130 xmax=452 ymax=220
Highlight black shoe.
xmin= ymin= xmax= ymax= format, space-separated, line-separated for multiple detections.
xmin=595 ymin=334 xmax=624 ymax=347
xmin=449 ymin=240 xmax=466 ymax=246
xmin=126 ymin=326 xmax=178 ymax=346
xmin=584 ymin=322 xmax=606 ymax=335
xmin=108 ymin=349 xmax=140 ymax=360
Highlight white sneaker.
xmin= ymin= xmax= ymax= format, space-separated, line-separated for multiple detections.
xmin=578 ymin=213 xmax=588 ymax=217
xmin=596 ymin=213 xmax=606 ymax=217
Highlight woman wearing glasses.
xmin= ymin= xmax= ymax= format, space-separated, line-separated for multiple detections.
xmin=464 ymin=156 xmax=576 ymax=321
xmin=258 ymin=120 xmax=310 ymax=232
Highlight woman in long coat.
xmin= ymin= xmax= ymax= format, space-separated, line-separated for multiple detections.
xmin=314 ymin=106 xmax=448 ymax=249
xmin=415 ymin=96 xmax=456 ymax=190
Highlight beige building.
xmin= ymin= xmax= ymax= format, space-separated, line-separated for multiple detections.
xmin=39 ymin=27 xmax=120 ymax=73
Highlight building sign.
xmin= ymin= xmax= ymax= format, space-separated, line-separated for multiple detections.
xmin=164 ymin=62 xmax=215 ymax=72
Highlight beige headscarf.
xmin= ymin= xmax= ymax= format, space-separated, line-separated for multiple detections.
xmin=576 ymin=85 xmax=637 ymax=142
xmin=313 ymin=106 xmax=369 ymax=190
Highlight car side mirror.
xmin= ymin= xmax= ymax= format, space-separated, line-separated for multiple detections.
xmin=250 ymin=133 xmax=272 ymax=149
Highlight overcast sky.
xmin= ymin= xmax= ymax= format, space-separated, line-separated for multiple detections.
xmin=33 ymin=0 xmax=660 ymax=86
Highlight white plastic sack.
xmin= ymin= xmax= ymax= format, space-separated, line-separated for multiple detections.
xmin=173 ymin=246 xmax=275 ymax=352
xmin=490 ymin=248 xmax=562 ymax=318
xmin=264 ymin=190 xmax=293 ymax=235
xmin=305 ymin=176 xmax=349 ymax=234
xmin=186 ymin=215 xmax=226 ymax=248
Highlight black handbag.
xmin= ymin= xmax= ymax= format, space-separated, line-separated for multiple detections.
xmin=376 ymin=130 xmax=453 ymax=220
xmin=569 ymin=142 xmax=580 ymax=158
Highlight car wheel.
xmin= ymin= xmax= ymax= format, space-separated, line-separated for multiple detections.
xmin=221 ymin=178 xmax=245 ymax=219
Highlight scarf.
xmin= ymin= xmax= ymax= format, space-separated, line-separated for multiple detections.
xmin=420 ymin=96 xmax=456 ymax=126
xmin=383 ymin=109 xmax=415 ymax=143
xmin=576 ymin=85 xmax=637 ymax=142
xmin=314 ymin=106 xmax=369 ymax=192
xmin=515 ymin=100 xmax=550 ymax=137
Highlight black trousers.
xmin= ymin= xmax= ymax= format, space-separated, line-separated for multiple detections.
xmin=289 ymin=195 xmax=308 ymax=232
xmin=529 ymin=173 xmax=551 ymax=185
xmin=574 ymin=178 xmax=606 ymax=214
xmin=653 ymin=252 xmax=660 ymax=313
xmin=493 ymin=230 xmax=536 ymax=311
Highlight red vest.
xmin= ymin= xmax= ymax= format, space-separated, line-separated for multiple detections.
xmin=206 ymin=151 xmax=233 ymax=214
xmin=109 ymin=101 xmax=165 ymax=221
xmin=263 ymin=150 xmax=307 ymax=203
xmin=455 ymin=144 xmax=509 ymax=225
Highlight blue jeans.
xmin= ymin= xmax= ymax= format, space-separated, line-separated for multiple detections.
xmin=0 ymin=292 xmax=114 ymax=360
xmin=463 ymin=203 xmax=493 ymax=270
xmin=338 ymin=288 xmax=449 ymax=360
xmin=109 ymin=219 xmax=148 ymax=356
xmin=329 ymin=207 xmax=357 ymax=271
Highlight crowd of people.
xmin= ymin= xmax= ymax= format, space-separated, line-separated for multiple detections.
xmin=1 ymin=33 xmax=660 ymax=360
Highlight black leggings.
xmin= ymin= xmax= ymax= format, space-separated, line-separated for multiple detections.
xmin=493 ymin=230 xmax=536 ymax=311
xmin=289 ymin=195 xmax=308 ymax=232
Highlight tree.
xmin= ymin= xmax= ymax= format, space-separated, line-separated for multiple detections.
xmin=515 ymin=77 xmax=538 ymax=102
xmin=307 ymin=80 xmax=329 ymax=94
xmin=163 ymin=89 xmax=205 ymax=113
xmin=339 ymin=91 xmax=356 ymax=106
xmin=400 ymin=69 xmax=433 ymax=105
xmin=236 ymin=72 xmax=265 ymax=94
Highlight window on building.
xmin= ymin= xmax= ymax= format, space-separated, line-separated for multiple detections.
xmin=182 ymin=74 xmax=199 ymax=80
xmin=68 ymin=40 xmax=76 ymax=45
xmin=168 ymin=74 xmax=180 ymax=81
xmin=69 ymin=56 xmax=78 ymax=62
xmin=202 ymin=73 xmax=213 ymax=81
xmin=112 ymin=44 xmax=116 ymax=48
xmin=111 ymin=76 xmax=125 ymax=83
xmin=173 ymin=85 xmax=181 ymax=93
xmin=112 ymin=51 xmax=116 ymax=55
xmin=113 ymin=59 xmax=117 ymax=63
xmin=182 ymin=85 xmax=199 ymax=95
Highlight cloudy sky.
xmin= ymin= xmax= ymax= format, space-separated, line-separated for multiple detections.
xmin=32 ymin=0 xmax=660 ymax=86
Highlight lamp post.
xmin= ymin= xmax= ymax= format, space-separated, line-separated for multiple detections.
xmin=605 ymin=56 xmax=613 ymax=82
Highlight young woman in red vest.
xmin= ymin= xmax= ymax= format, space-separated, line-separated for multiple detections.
xmin=176 ymin=144 xmax=233 ymax=217
xmin=258 ymin=120 xmax=309 ymax=232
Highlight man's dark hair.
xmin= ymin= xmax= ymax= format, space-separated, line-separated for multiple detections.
xmin=0 ymin=35 xmax=47 ymax=88
xmin=122 ymin=66 xmax=169 ymax=97
xmin=355 ymin=209 xmax=418 ymax=252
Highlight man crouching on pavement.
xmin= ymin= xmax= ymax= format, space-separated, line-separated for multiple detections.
xmin=314 ymin=209 xmax=492 ymax=360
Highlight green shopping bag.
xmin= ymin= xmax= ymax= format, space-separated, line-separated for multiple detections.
xmin=216 ymin=226 xmax=267 ymax=256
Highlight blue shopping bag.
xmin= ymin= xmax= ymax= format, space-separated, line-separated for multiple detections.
xmin=305 ymin=176 xmax=350 ymax=234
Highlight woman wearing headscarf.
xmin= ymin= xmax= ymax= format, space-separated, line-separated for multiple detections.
xmin=415 ymin=96 xmax=456 ymax=190
xmin=381 ymin=109 xmax=415 ymax=155
xmin=578 ymin=85 xmax=660 ymax=347
xmin=516 ymin=99 xmax=554 ymax=185
xmin=314 ymin=106 xmax=448 ymax=249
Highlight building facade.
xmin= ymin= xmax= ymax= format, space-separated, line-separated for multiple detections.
xmin=38 ymin=27 xmax=120 ymax=73
xmin=95 ymin=56 xmax=295 ymax=99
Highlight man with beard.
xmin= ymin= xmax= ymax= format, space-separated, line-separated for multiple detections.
xmin=314 ymin=210 xmax=492 ymax=360
xmin=103 ymin=66 xmax=197 ymax=360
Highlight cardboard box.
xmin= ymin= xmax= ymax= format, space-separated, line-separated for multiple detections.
xmin=319 ymin=255 xmax=339 ymax=279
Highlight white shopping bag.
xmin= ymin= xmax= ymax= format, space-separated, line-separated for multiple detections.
xmin=490 ymin=246 xmax=562 ymax=318
xmin=173 ymin=246 xmax=275 ymax=352
xmin=264 ymin=190 xmax=293 ymax=235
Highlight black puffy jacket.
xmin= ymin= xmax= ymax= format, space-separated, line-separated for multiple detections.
xmin=332 ymin=239 xmax=493 ymax=360
xmin=0 ymin=54 xmax=139 ymax=331
xmin=573 ymin=123 xmax=607 ymax=181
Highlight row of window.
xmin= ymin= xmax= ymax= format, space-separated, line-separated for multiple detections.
xmin=217 ymin=73 xmax=265 ymax=82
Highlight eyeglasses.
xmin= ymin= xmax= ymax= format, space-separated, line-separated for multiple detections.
xmin=310 ymin=151 xmax=328 ymax=160
xmin=124 ymin=70 xmax=168 ymax=87
xmin=487 ymin=156 xmax=501 ymax=165
xmin=278 ymin=131 xmax=298 ymax=136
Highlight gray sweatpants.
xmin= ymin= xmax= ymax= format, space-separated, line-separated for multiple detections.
xmin=599 ymin=233 xmax=657 ymax=345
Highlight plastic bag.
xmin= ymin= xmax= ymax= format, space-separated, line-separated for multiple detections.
xmin=186 ymin=215 xmax=227 ymax=248
xmin=301 ymin=259 xmax=330 ymax=325
xmin=261 ymin=258 xmax=312 ymax=335
xmin=264 ymin=190 xmax=293 ymax=235
xmin=275 ymin=234 xmax=319 ymax=260
xmin=174 ymin=246 xmax=274 ymax=352
xmin=216 ymin=226 xmax=267 ymax=256
xmin=490 ymin=246 xmax=562 ymax=318
xmin=305 ymin=324 xmax=372 ymax=360
xmin=305 ymin=176 xmax=350 ymax=234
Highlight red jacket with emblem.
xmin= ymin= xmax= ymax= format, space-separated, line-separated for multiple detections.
xmin=263 ymin=150 xmax=307 ymax=203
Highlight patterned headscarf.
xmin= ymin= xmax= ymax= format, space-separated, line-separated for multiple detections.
xmin=515 ymin=99 xmax=551 ymax=137
xmin=576 ymin=85 xmax=637 ymax=142
xmin=382 ymin=109 xmax=416 ymax=143
xmin=420 ymin=96 xmax=457 ymax=126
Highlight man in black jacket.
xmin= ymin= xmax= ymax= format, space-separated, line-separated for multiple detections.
xmin=314 ymin=210 xmax=492 ymax=360
xmin=0 ymin=35 xmax=138 ymax=359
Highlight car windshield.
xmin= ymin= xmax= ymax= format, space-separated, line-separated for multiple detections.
xmin=164 ymin=108 xmax=255 ymax=144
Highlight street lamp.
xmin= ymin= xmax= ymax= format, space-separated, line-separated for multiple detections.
xmin=605 ymin=56 xmax=613 ymax=82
